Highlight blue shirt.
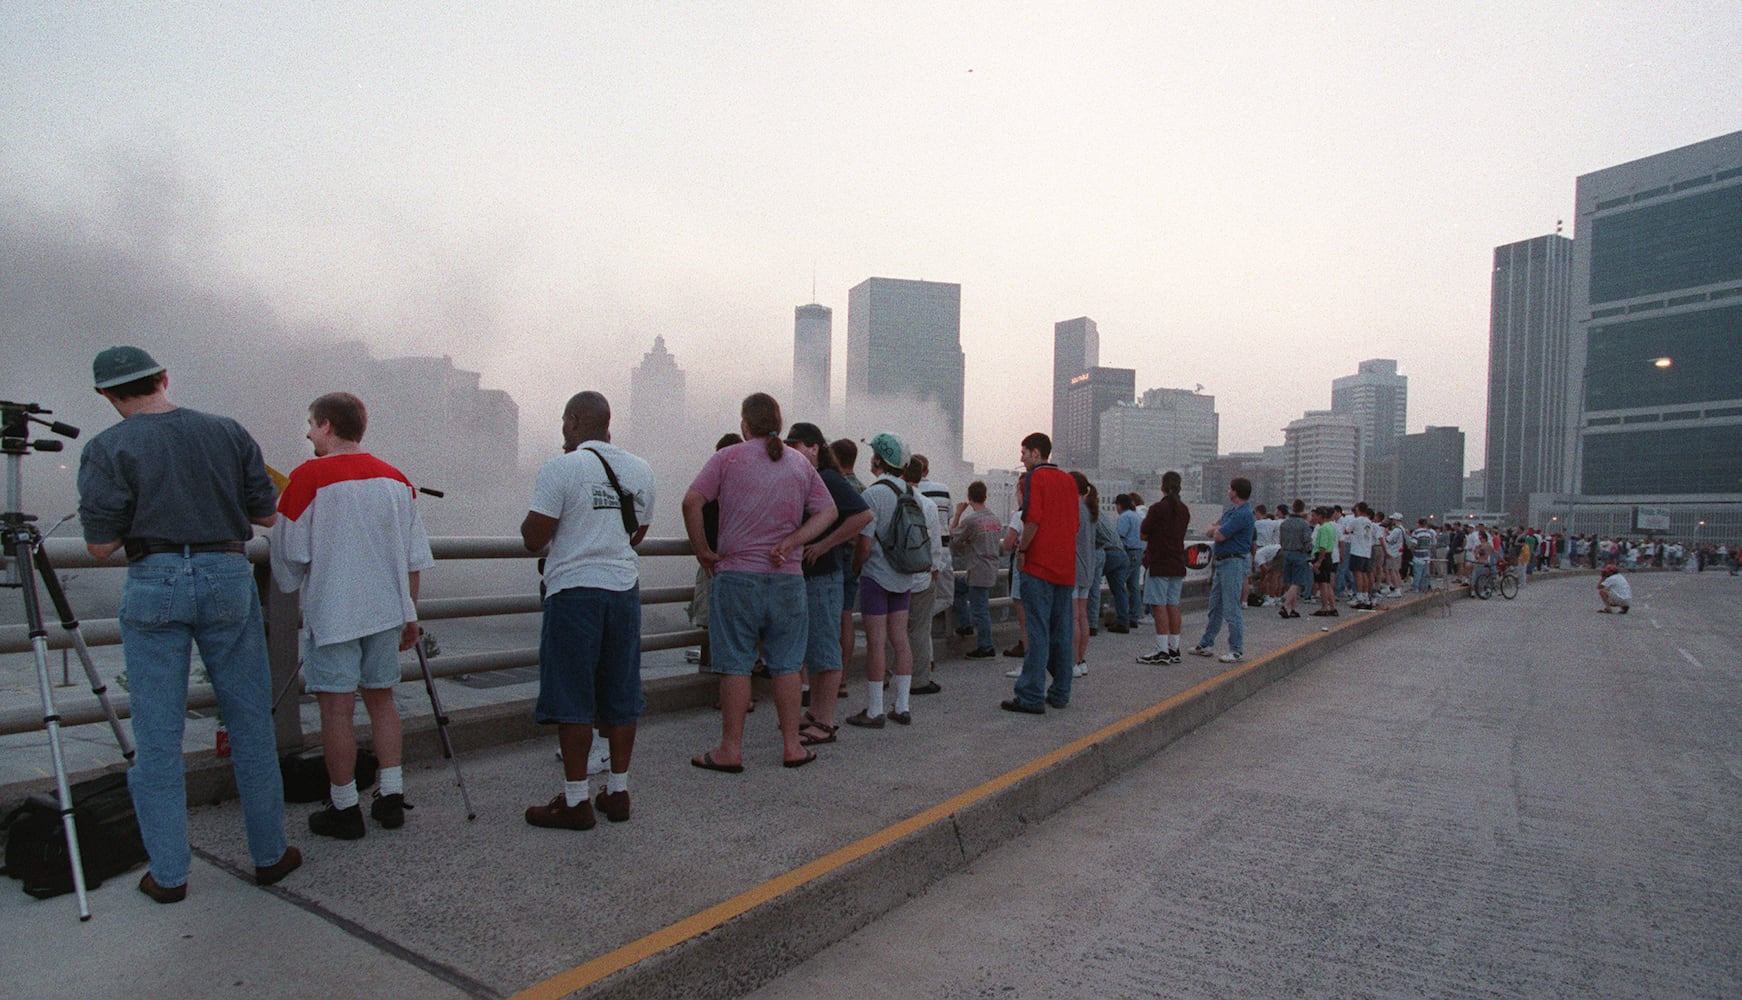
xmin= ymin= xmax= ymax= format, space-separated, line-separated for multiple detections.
xmin=1116 ymin=508 xmax=1143 ymax=549
xmin=1212 ymin=501 xmax=1255 ymax=558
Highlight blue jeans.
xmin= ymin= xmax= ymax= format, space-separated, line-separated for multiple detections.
xmin=1100 ymin=546 xmax=1130 ymax=625
xmin=1196 ymin=555 xmax=1248 ymax=655
xmin=1015 ymin=571 xmax=1074 ymax=708
xmin=1087 ymin=548 xmax=1107 ymax=625
xmin=1412 ymin=555 xmax=1432 ymax=592
xmin=1335 ymin=548 xmax=1354 ymax=597
xmin=952 ymin=576 xmax=993 ymax=650
xmin=120 ymin=553 xmax=287 ymax=888
xmin=1122 ymin=548 xmax=1145 ymax=621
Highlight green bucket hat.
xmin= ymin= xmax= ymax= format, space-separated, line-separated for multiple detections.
xmin=92 ymin=346 xmax=165 ymax=390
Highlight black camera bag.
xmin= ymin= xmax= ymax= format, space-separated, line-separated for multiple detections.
xmin=1 ymin=771 xmax=147 ymax=899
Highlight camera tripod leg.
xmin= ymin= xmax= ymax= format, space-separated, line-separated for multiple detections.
xmin=11 ymin=532 xmax=92 ymax=919
xmin=270 ymin=662 xmax=304 ymax=716
xmin=413 ymin=639 xmax=475 ymax=820
xmin=31 ymin=544 xmax=134 ymax=760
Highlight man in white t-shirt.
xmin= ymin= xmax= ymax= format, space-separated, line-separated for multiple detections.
xmin=1347 ymin=503 xmax=1378 ymax=610
xmin=1597 ymin=564 xmax=1632 ymax=613
xmin=519 ymin=391 xmax=654 ymax=830
xmin=272 ymin=392 xmax=435 ymax=840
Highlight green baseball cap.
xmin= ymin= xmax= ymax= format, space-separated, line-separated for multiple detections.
xmin=92 ymin=345 xmax=165 ymax=389
xmin=866 ymin=431 xmax=908 ymax=470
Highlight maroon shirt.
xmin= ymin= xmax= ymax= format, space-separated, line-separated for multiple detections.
xmin=1141 ymin=494 xmax=1191 ymax=577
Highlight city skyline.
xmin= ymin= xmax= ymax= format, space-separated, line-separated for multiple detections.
xmin=5 ymin=7 xmax=1740 ymax=475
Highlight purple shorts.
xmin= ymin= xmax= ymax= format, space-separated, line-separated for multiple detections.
xmin=858 ymin=578 xmax=912 ymax=617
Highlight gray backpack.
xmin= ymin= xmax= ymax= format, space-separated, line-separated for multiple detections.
xmin=873 ymin=480 xmax=934 ymax=573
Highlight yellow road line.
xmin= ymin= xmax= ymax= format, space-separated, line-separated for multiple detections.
xmin=514 ymin=631 xmax=1327 ymax=999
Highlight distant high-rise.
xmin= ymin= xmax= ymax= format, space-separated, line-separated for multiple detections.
xmin=1282 ymin=410 xmax=1363 ymax=507
xmin=1061 ymin=366 xmax=1134 ymax=468
xmin=628 ymin=335 xmax=687 ymax=451
xmin=792 ymin=303 xmax=832 ymax=421
xmin=845 ymin=277 xmax=965 ymax=466
xmin=1331 ymin=359 xmax=1407 ymax=461
xmin=1397 ymin=426 xmax=1466 ymax=522
xmin=1201 ymin=451 xmax=1284 ymax=511
xmin=1098 ymin=387 xmax=1219 ymax=475
xmin=1563 ymin=130 xmax=1742 ymax=537
xmin=1052 ymin=317 xmax=1099 ymax=451
xmin=1485 ymin=234 xmax=1574 ymax=524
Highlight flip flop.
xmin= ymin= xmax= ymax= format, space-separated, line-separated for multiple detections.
xmin=783 ymin=749 xmax=818 ymax=769
xmin=800 ymin=726 xmax=837 ymax=747
xmin=690 ymin=752 xmax=744 ymax=774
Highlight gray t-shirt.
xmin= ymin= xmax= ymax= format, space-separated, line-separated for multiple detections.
xmin=78 ymin=407 xmax=276 ymax=546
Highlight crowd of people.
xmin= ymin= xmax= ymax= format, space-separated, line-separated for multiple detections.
xmin=74 ymin=347 xmax=1728 ymax=902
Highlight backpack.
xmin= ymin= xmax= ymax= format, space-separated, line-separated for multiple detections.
xmin=2 ymin=771 xmax=146 ymax=899
xmin=871 ymin=480 xmax=934 ymax=574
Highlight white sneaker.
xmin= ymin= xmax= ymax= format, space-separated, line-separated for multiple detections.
xmin=1189 ymin=646 xmax=1214 ymax=657
xmin=1217 ymin=651 xmax=1243 ymax=663
xmin=1072 ymin=662 xmax=1088 ymax=677
xmin=1005 ymin=667 xmax=1022 ymax=678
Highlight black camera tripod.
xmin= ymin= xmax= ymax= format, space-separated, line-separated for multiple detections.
xmin=2 ymin=401 xmax=135 ymax=920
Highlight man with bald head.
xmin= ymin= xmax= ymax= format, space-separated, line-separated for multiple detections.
xmin=520 ymin=391 xmax=655 ymax=830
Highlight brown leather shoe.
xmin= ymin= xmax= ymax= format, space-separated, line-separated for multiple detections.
xmin=526 ymin=794 xmax=596 ymax=830
xmin=138 ymin=872 xmax=187 ymax=904
xmin=255 ymin=845 xmax=303 ymax=886
xmin=594 ymin=789 xmax=630 ymax=823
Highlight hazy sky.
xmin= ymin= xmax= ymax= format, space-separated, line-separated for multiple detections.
xmin=5 ymin=2 xmax=1741 ymax=472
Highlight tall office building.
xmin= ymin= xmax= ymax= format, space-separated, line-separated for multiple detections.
xmin=1282 ymin=410 xmax=1364 ymax=507
xmin=845 ymin=277 xmax=965 ymax=466
xmin=792 ymin=302 xmax=832 ymax=421
xmin=1396 ymin=426 xmax=1466 ymax=523
xmin=628 ymin=335 xmax=687 ymax=451
xmin=1061 ymin=366 xmax=1135 ymax=468
xmin=1331 ymin=359 xmax=1407 ymax=461
xmin=1053 ymin=317 xmax=1099 ymax=452
xmin=1098 ymin=387 xmax=1219 ymax=475
xmin=1201 ymin=451 xmax=1285 ymax=511
xmin=1485 ymin=234 xmax=1575 ymax=524
xmin=1561 ymin=130 xmax=1742 ymax=537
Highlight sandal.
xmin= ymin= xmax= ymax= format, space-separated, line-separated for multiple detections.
xmin=800 ymin=724 xmax=837 ymax=746
xmin=803 ymin=712 xmax=838 ymax=734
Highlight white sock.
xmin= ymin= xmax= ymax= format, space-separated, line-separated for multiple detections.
xmin=378 ymin=766 xmax=403 ymax=796
xmin=1153 ymin=636 xmax=1168 ymax=654
xmin=606 ymin=771 xmax=628 ymax=794
xmin=329 ymin=781 xmax=359 ymax=810
xmin=1168 ymin=634 xmax=1180 ymax=652
xmin=866 ymin=681 xmax=885 ymax=717
xmin=893 ymin=675 xmax=912 ymax=713
xmin=563 ymin=780 xmax=588 ymax=807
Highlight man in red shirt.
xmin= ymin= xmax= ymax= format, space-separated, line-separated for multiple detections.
xmin=1002 ymin=432 xmax=1079 ymax=714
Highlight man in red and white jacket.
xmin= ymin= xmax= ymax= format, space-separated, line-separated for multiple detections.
xmin=271 ymin=392 xmax=434 ymax=841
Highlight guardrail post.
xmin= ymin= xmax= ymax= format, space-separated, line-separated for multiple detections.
xmin=258 ymin=563 xmax=304 ymax=751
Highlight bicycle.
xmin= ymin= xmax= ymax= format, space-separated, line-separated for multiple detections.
xmin=1472 ymin=559 xmax=1519 ymax=600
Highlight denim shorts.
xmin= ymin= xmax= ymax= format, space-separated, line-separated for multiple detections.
xmin=858 ymin=578 xmax=911 ymax=617
xmin=841 ymin=566 xmax=862 ymax=612
xmin=710 ymin=571 xmax=806 ymax=677
xmin=1143 ymin=574 xmax=1185 ymax=607
xmin=803 ymin=571 xmax=844 ymax=673
xmin=1283 ymin=551 xmax=1313 ymax=589
xmin=302 ymin=626 xmax=402 ymax=692
xmin=536 ymin=584 xmax=644 ymax=726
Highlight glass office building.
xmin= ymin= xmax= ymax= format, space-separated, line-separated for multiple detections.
xmin=845 ymin=277 xmax=965 ymax=467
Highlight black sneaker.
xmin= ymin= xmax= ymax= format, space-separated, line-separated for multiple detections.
xmin=888 ymin=710 xmax=912 ymax=725
xmin=370 ymin=792 xmax=409 ymax=829
xmin=954 ymin=625 xmax=977 ymax=637
xmin=1136 ymin=651 xmax=1169 ymax=665
xmin=309 ymin=803 xmax=366 ymax=840
xmin=1166 ymin=651 xmax=1183 ymax=664
xmin=965 ymin=647 xmax=997 ymax=659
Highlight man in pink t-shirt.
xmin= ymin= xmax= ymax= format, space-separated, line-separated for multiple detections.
xmin=682 ymin=393 xmax=835 ymax=772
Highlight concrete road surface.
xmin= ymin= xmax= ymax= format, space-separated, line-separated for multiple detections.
xmin=752 ymin=571 xmax=1742 ymax=999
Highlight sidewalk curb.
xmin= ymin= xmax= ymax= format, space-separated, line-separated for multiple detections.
xmin=545 ymin=590 xmax=1456 ymax=999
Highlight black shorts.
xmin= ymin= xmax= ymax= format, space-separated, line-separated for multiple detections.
xmin=1313 ymin=558 xmax=1333 ymax=584
xmin=1348 ymin=554 xmax=1371 ymax=574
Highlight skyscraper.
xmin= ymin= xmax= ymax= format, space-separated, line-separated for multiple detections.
xmin=1331 ymin=359 xmax=1407 ymax=461
xmin=1485 ymin=234 xmax=1575 ymax=523
xmin=1282 ymin=410 xmax=1363 ymax=507
xmin=1053 ymin=317 xmax=1099 ymax=451
xmin=845 ymin=277 xmax=965 ymax=466
xmin=1061 ymin=366 xmax=1135 ymax=468
xmin=1396 ymin=426 xmax=1466 ymax=523
xmin=1098 ymin=387 xmax=1219 ymax=475
xmin=1563 ymin=130 xmax=1742 ymax=537
xmin=627 ymin=335 xmax=687 ymax=452
xmin=793 ymin=302 xmax=832 ymax=421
